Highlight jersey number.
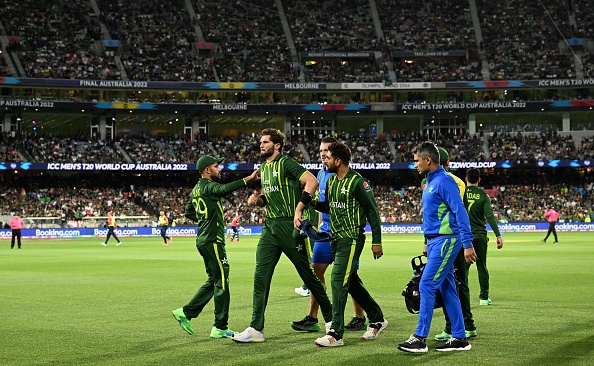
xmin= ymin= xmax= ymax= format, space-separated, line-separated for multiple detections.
xmin=467 ymin=199 xmax=475 ymax=211
xmin=192 ymin=197 xmax=208 ymax=220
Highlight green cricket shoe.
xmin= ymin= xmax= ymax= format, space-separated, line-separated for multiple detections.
xmin=434 ymin=331 xmax=452 ymax=341
xmin=291 ymin=315 xmax=321 ymax=332
xmin=466 ymin=330 xmax=477 ymax=338
xmin=479 ymin=299 xmax=493 ymax=306
xmin=434 ymin=330 xmax=477 ymax=340
xmin=210 ymin=326 xmax=237 ymax=338
xmin=172 ymin=308 xmax=194 ymax=335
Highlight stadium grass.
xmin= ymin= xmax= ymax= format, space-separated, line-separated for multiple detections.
xmin=1 ymin=232 xmax=593 ymax=366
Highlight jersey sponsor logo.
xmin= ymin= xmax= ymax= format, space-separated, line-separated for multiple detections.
xmin=330 ymin=201 xmax=346 ymax=209
xmin=363 ymin=181 xmax=371 ymax=190
xmin=263 ymin=185 xmax=280 ymax=193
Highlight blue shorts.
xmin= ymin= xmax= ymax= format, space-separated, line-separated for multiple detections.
xmin=311 ymin=241 xmax=359 ymax=270
xmin=311 ymin=241 xmax=333 ymax=264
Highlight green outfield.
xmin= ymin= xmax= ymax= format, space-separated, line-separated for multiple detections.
xmin=1 ymin=232 xmax=593 ymax=366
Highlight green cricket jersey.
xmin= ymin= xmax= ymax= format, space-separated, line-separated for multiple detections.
xmin=316 ymin=169 xmax=382 ymax=244
xmin=464 ymin=186 xmax=502 ymax=238
xmin=260 ymin=154 xmax=308 ymax=219
xmin=184 ymin=177 xmax=247 ymax=245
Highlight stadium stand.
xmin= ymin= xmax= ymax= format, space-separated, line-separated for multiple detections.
xmin=1 ymin=0 xmax=592 ymax=81
xmin=2 ymin=181 xmax=593 ymax=225
xmin=15 ymin=131 xmax=593 ymax=165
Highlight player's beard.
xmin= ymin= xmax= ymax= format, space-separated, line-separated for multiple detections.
xmin=211 ymin=171 xmax=221 ymax=181
xmin=326 ymin=161 xmax=338 ymax=173
xmin=261 ymin=146 xmax=274 ymax=159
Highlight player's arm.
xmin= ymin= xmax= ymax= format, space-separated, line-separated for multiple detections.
xmin=355 ymin=179 xmax=383 ymax=259
xmin=211 ymin=177 xmax=251 ymax=197
xmin=313 ymin=184 xmax=323 ymax=227
xmin=184 ymin=195 xmax=198 ymax=222
xmin=294 ymin=170 xmax=319 ymax=229
xmin=484 ymin=197 xmax=503 ymax=249
xmin=439 ymin=178 xmax=476 ymax=263
xmin=311 ymin=179 xmax=329 ymax=214
xmin=311 ymin=199 xmax=329 ymax=213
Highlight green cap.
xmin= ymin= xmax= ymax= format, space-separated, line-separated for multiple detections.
xmin=196 ymin=155 xmax=224 ymax=172
xmin=438 ymin=147 xmax=449 ymax=165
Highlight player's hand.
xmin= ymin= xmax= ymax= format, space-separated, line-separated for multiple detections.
xmin=248 ymin=192 xmax=261 ymax=206
xmin=464 ymin=247 xmax=477 ymax=264
xmin=422 ymin=244 xmax=427 ymax=257
xmin=245 ymin=170 xmax=260 ymax=183
xmin=293 ymin=212 xmax=303 ymax=231
xmin=372 ymin=244 xmax=383 ymax=259
xmin=496 ymin=237 xmax=504 ymax=249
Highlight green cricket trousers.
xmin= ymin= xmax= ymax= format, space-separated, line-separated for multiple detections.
xmin=466 ymin=235 xmax=490 ymax=300
xmin=250 ymin=218 xmax=332 ymax=331
xmin=330 ymin=235 xmax=384 ymax=338
xmin=183 ymin=241 xmax=231 ymax=330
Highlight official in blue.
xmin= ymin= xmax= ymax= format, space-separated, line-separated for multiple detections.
xmin=398 ymin=142 xmax=477 ymax=353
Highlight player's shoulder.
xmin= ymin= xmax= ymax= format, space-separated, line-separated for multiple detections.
xmin=349 ymin=170 xmax=371 ymax=188
xmin=469 ymin=185 xmax=487 ymax=194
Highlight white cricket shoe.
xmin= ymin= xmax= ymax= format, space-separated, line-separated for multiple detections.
xmin=294 ymin=285 xmax=309 ymax=297
xmin=101 ymin=242 xmax=107 ymax=246
xmin=361 ymin=319 xmax=388 ymax=340
xmin=231 ymin=327 xmax=265 ymax=343
xmin=315 ymin=330 xmax=344 ymax=347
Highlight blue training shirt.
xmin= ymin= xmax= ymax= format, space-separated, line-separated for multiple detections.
xmin=316 ymin=166 xmax=334 ymax=234
xmin=422 ymin=166 xmax=474 ymax=248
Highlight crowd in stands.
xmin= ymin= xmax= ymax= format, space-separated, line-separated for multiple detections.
xmin=9 ymin=130 xmax=594 ymax=164
xmin=24 ymin=134 xmax=125 ymax=163
xmin=2 ymin=186 xmax=145 ymax=220
xmin=494 ymin=183 xmax=594 ymax=222
xmin=478 ymin=0 xmax=575 ymax=80
xmin=3 ymin=181 xmax=593 ymax=226
xmin=117 ymin=134 xmax=211 ymax=164
xmin=0 ymin=132 xmax=20 ymax=162
xmin=379 ymin=0 xmax=483 ymax=82
xmin=286 ymin=0 xmax=385 ymax=82
xmin=488 ymin=130 xmax=593 ymax=161
xmin=98 ymin=0 xmax=212 ymax=82
xmin=197 ymin=0 xmax=296 ymax=82
xmin=1 ymin=0 xmax=112 ymax=80
xmin=2 ymin=0 xmax=594 ymax=82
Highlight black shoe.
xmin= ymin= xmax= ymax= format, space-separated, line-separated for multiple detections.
xmin=290 ymin=315 xmax=321 ymax=332
xmin=344 ymin=316 xmax=367 ymax=331
xmin=398 ymin=334 xmax=428 ymax=353
xmin=435 ymin=337 xmax=472 ymax=352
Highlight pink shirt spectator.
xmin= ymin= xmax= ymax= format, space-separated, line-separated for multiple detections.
xmin=544 ymin=208 xmax=559 ymax=223
xmin=9 ymin=215 xmax=25 ymax=229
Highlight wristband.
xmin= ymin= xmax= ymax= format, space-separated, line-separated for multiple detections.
xmin=299 ymin=191 xmax=313 ymax=206
xmin=259 ymin=194 xmax=267 ymax=206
